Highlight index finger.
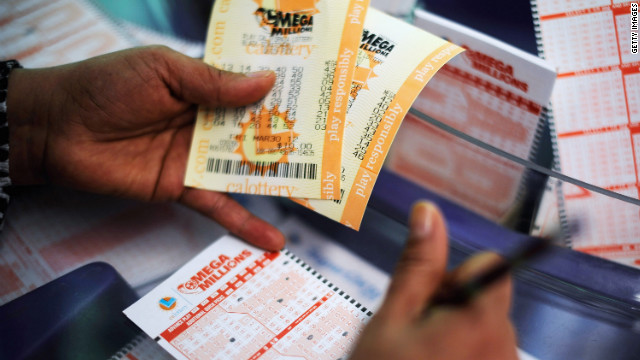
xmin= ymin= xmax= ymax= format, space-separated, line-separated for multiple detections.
xmin=179 ymin=188 xmax=286 ymax=251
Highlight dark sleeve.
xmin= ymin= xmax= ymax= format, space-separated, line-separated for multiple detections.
xmin=0 ymin=60 xmax=23 ymax=230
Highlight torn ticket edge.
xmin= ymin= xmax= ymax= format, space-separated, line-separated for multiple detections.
xmin=292 ymin=8 xmax=463 ymax=230
xmin=184 ymin=0 xmax=369 ymax=200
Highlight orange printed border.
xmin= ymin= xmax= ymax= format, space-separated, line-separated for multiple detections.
xmin=340 ymin=43 xmax=465 ymax=229
xmin=320 ymin=0 xmax=369 ymax=200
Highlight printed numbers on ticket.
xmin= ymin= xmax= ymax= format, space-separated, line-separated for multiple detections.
xmin=294 ymin=8 xmax=464 ymax=230
xmin=185 ymin=0 xmax=369 ymax=199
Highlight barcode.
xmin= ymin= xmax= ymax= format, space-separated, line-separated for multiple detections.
xmin=333 ymin=189 xmax=346 ymax=204
xmin=206 ymin=158 xmax=317 ymax=180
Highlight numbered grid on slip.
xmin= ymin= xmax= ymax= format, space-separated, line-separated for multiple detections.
xmin=465 ymin=87 xmax=539 ymax=157
xmin=558 ymin=128 xmax=637 ymax=188
xmin=541 ymin=11 xmax=619 ymax=73
xmin=536 ymin=0 xmax=611 ymax=17
xmin=634 ymin=131 xmax=640 ymax=170
xmin=616 ymin=11 xmax=638 ymax=62
xmin=627 ymin=71 xmax=640 ymax=123
xmin=565 ymin=185 xmax=640 ymax=248
xmin=553 ymin=72 xmax=628 ymax=134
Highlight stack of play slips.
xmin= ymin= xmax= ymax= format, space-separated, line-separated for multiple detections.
xmin=185 ymin=0 xmax=463 ymax=230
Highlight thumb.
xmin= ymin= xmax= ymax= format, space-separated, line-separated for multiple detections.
xmin=160 ymin=47 xmax=276 ymax=107
xmin=377 ymin=201 xmax=449 ymax=323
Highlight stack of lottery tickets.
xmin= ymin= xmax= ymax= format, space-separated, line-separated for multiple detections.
xmin=184 ymin=0 xmax=464 ymax=230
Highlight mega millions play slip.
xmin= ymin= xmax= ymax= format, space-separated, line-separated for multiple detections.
xmin=185 ymin=0 xmax=370 ymax=200
xmin=124 ymin=235 xmax=372 ymax=360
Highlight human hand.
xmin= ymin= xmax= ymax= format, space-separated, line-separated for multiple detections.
xmin=350 ymin=202 xmax=518 ymax=360
xmin=6 ymin=46 xmax=284 ymax=250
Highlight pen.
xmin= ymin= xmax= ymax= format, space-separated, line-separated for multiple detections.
xmin=428 ymin=236 xmax=552 ymax=308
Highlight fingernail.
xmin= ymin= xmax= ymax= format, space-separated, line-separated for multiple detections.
xmin=245 ymin=70 xmax=275 ymax=78
xmin=409 ymin=201 xmax=435 ymax=238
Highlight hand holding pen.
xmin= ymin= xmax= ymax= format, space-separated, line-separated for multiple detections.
xmin=351 ymin=201 xmax=519 ymax=360
xmin=428 ymin=230 xmax=550 ymax=309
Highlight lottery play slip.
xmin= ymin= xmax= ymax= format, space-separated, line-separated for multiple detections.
xmin=124 ymin=235 xmax=372 ymax=360
xmin=388 ymin=9 xmax=556 ymax=222
xmin=533 ymin=1 xmax=640 ymax=266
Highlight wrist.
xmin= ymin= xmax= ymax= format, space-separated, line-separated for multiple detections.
xmin=7 ymin=68 xmax=51 ymax=185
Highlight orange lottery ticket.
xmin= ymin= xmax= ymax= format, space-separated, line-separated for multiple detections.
xmin=185 ymin=0 xmax=369 ymax=200
xmin=294 ymin=8 xmax=463 ymax=230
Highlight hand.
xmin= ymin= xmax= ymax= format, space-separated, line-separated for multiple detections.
xmin=350 ymin=202 xmax=518 ymax=360
xmin=6 ymin=46 xmax=285 ymax=250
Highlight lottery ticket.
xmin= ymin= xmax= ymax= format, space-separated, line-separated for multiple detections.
xmin=124 ymin=235 xmax=372 ymax=360
xmin=184 ymin=0 xmax=369 ymax=200
xmin=533 ymin=1 xmax=640 ymax=267
xmin=292 ymin=8 xmax=463 ymax=230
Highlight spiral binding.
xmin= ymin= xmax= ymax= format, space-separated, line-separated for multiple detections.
xmin=108 ymin=333 xmax=146 ymax=360
xmin=529 ymin=0 xmax=573 ymax=247
xmin=546 ymin=107 xmax=573 ymax=247
xmin=530 ymin=0 xmax=544 ymax=59
xmin=512 ymin=105 xmax=554 ymax=223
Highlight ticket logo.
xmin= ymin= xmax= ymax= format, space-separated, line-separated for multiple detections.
xmin=360 ymin=29 xmax=396 ymax=57
xmin=254 ymin=0 xmax=320 ymax=36
xmin=350 ymin=29 xmax=395 ymax=101
xmin=178 ymin=279 xmax=203 ymax=295
xmin=234 ymin=105 xmax=299 ymax=176
xmin=460 ymin=45 xmax=528 ymax=92
xmin=159 ymin=297 xmax=177 ymax=311
xmin=177 ymin=250 xmax=252 ymax=295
